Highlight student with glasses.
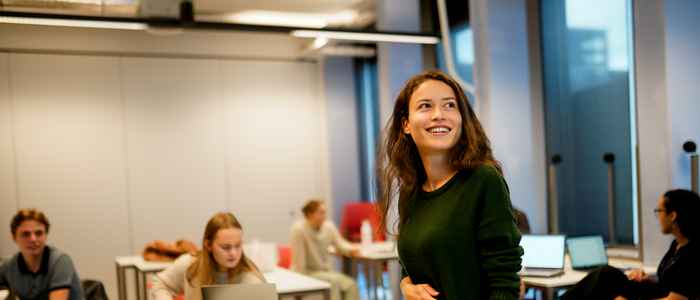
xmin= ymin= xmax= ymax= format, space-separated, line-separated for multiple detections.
xmin=562 ymin=189 xmax=700 ymax=300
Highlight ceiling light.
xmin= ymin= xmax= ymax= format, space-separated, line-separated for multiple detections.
xmin=0 ymin=16 xmax=147 ymax=30
xmin=291 ymin=30 xmax=439 ymax=44
xmin=312 ymin=37 xmax=329 ymax=49
xmin=226 ymin=10 xmax=328 ymax=28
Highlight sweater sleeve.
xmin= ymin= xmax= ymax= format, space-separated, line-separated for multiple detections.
xmin=329 ymin=222 xmax=355 ymax=255
xmin=289 ymin=223 xmax=308 ymax=274
xmin=151 ymin=254 xmax=191 ymax=300
xmin=476 ymin=167 xmax=524 ymax=300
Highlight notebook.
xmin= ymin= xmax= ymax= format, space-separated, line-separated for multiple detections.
xmin=567 ymin=235 xmax=609 ymax=271
xmin=518 ymin=234 xmax=566 ymax=277
xmin=201 ymin=283 xmax=277 ymax=300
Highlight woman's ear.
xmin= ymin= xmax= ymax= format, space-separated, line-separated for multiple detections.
xmin=203 ymin=240 xmax=211 ymax=252
xmin=669 ymin=211 xmax=678 ymax=224
xmin=402 ymin=118 xmax=411 ymax=135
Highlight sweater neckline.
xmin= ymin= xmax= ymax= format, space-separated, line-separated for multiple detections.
xmin=418 ymin=170 xmax=466 ymax=199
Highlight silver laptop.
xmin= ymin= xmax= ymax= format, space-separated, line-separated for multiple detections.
xmin=519 ymin=234 xmax=566 ymax=277
xmin=202 ymin=283 xmax=277 ymax=300
xmin=567 ymin=235 xmax=608 ymax=271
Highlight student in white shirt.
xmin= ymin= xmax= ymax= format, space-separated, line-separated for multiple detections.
xmin=290 ymin=199 xmax=360 ymax=300
xmin=151 ymin=212 xmax=264 ymax=300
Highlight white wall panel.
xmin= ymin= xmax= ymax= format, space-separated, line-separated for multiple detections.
xmin=121 ymin=57 xmax=228 ymax=251
xmin=0 ymin=53 xmax=18 ymax=258
xmin=221 ymin=60 xmax=322 ymax=244
xmin=9 ymin=53 xmax=130 ymax=297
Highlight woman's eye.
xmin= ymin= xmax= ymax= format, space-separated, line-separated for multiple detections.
xmin=445 ymin=102 xmax=457 ymax=109
xmin=418 ymin=103 xmax=430 ymax=109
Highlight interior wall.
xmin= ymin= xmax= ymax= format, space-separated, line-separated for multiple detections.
xmin=0 ymin=24 xmax=330 ymax=299
xmin=634 ymin=0 xmax=673 ymax=265
xmin=322 ymin=57 xmax=362 ymax=225
xmin=471 ymin=0 xmax=547 ymax=233
xmin=0 ymin=53 xmax=18 ymax=257
xmin=665 ymin=0 xmax=700 ymax=190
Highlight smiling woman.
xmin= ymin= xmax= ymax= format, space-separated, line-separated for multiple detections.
xmin=378 ymin=71 xmax=523 ymax=300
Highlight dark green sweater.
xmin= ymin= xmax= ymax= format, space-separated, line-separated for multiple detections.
xmin=398 ymin=165 xmax=523 ymax=300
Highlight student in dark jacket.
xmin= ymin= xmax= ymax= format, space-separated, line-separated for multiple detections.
xmin=562 ymin=189 xmax=700 ymax=300
xmin=377 ymin=70 xmax=523 ymax=300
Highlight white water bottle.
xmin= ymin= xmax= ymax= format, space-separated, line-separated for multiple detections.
xmin=360 ymin=219 xmax=372 ymax=247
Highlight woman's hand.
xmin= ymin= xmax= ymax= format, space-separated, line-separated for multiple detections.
xmin=400 ymin=277 xmax=440 ymax=300
xmin=626 ymin=269 xmax=648 ymax=282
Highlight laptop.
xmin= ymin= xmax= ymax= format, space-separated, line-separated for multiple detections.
xmin=202 ymin=283 xmax=277 ymax=300
xmin=567 ymin=235 xmax=608 ymax=271
xmin=518 ymin=234 xmax=566 ymax=277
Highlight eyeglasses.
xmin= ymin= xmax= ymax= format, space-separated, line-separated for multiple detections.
xmin=653 ymin=208 xmax=666 ymax=216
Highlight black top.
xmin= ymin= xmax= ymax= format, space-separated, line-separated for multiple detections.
xmin=397 ymin=165 xmax=523 ymax=300
xmin=656 ymin=239 xmax=699 ymax=298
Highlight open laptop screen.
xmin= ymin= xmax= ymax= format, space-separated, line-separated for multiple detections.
xmin=567 ymin=235 xmax=608 ymax=269
xmin=520 ymin=235 xmax=566 ymax=269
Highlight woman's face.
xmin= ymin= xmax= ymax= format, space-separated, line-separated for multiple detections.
xmin=656 ymin=196 xmax=675 ymax=234
xmin=207 ymin=227 xmax=243 ymax=271
xmin=403 ymin=80 xmax=463 ymax=156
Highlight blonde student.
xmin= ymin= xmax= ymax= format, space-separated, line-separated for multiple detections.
xmin=290 ymin=199 xmax=360 ymax=300
xmin=151 ymin=212 xmax=265 ymax=300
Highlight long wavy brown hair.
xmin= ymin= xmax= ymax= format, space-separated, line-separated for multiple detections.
xmin=377 ymin=70 xmax=501 ymax=236
xmin=186 ymin=212 xmax=264 ymax=287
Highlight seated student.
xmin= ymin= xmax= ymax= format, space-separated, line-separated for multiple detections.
xmin=562 ymin=189 xmax=700 ymax=300
xmin=290 ymin=199 xmax=360 ymax=300
xmin=0 ymin=208 xmax=84 ymax=300
xmin=151 ymin=212 xmax=265 ymax=300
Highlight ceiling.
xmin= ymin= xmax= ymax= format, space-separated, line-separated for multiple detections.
xmin=0 ymin=0 xmax=376 ymax=29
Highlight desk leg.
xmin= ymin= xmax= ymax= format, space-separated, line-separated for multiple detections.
xmin=134 ymin=269 xmax=142 ymax=300
xmin=374 ymin=262 xmax=384 ymax=300
xmin=323 ymin=289 xmax=331 ymax=300
xmin=543 ymin=287 xmax=555 ymax=300
xmin=362 ymin=262 xmax=372 ymax=300
xmin=116 ymin=264 xmax=126 ymax=300
xmin=140 ymin=271 xmax=148 ymax=300
xmin=372 ymin=262 xmax=379 ymax=300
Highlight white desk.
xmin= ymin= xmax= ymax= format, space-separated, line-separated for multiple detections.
xmin=265 ymin=268 xmax=331 ymax=300
xmin=331 ymin=242 xmax=398 ymax=300
xmin=116 ymin=256 xmax=331 ymax=300
xmin=523 ymin=257 xmax=656 ymax=300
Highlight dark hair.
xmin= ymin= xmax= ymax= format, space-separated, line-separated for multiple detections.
xmin=302 ymin=199 xmax=324 ymax=217
xmin=377 ymin=70 xmax=500 ymax=236
xmin=662 ymin=189 xmax=700 ymax=240
xmin=11 ymin=208 xmax=50 ymax=237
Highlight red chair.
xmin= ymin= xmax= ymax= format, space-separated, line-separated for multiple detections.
xmin=277 ymin=245 xmax=292 ymax=269
xmin=339 ymin=202 xmax=385 ymax=243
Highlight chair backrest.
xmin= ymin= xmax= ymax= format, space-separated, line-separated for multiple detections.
xmin=339 ymin=202 xmax=385 ymax=242
xmin=277 ymin=245 xmax=291 ymax=269
xmin=82 ymin=279 xmax=108 ymax=300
